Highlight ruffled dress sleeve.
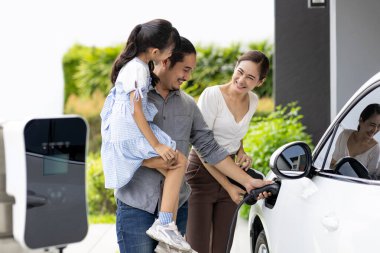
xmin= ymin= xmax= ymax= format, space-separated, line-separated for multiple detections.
xmin=116 ymin=60 xmax=150 ymax=113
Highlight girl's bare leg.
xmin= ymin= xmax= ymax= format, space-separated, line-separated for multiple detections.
xmin=160 ymin=162 xmax=186 ymax=216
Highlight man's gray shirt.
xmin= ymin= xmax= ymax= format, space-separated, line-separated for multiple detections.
xmin=115 ymin=88 xmax=228 ymax=213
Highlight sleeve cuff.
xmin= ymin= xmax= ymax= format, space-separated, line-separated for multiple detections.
xmin=202 ymin=147 xmax=229 ymax=165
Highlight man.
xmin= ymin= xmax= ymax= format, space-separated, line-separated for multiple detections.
xmin=115 ymin=37 xmax=270 ymax=253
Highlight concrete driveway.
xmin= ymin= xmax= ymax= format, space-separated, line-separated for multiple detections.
xmin=65 ymin=216 xmax=250 ymax=253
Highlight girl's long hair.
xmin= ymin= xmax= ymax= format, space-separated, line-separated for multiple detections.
xmin=111 ymin=19 xmax=180 ymax=86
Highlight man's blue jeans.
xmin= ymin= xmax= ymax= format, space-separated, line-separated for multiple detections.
xmin=116 ymin=199 xmax=188 ymax=253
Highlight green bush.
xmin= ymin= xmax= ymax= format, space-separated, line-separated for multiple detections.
xmin=87 ymin=115 xmax=102 ymax=154
xmin=239 ymin=102 xmax=314 ymax=219
xmin=62 ymin=45 xmax=92 ymax=102
xmin=74 ymin=45 xmax=121 ymax=97
xmin=62 ymin=44 xmax=121 ymax=101
xmin=87 ymin=152 xmax=116 ymax=216
xmin=63 ymin=41 xmax=273 ymax=100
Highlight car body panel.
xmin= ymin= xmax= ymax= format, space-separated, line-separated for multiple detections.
xmin=249 ymin=71 xmax=380 ymax=252
xmin=254 ymin=175 xmax=380 ymax=252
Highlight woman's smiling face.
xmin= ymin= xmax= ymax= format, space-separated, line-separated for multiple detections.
xmin=359 ymin=113 xmax=380 ymax=139
xmin=231 ymin=60 xmax=263 ymax=93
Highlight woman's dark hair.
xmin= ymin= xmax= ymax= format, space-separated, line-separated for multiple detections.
xmin=358 ymin=103 xmax=380 ymax=130
xmin=111 ymin=19 xmax=180 ymax=85
xmin=168 ymin=37 xmax=196 ymax=69
xmin=237 ymin=50 xmax=269 ymax=80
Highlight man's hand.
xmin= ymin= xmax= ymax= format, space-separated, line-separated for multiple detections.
xmin=244 ymin=178 xmax=273 ymax=200
xmin=142 ymin=156 xmax=171 ymax=171
xmin=167 ymin=151 xmax=188 ymax=170
xmin=142 ymin=150 xmax=187 ymax=171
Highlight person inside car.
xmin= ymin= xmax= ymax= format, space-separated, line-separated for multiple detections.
xmin=331 ymin=103 xmax=380 ymax=178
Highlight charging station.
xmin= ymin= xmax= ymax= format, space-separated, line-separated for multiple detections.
xmin=0 ymin=116 xmax=88 ymax=252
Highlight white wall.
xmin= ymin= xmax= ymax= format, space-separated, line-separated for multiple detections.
xmin=331 ymin=0 xmax=380 ymax=119
xmin=0 ymin=1 xmax=67 ymax=121
xmin=0 ymin=0 xmax=274 ymax=122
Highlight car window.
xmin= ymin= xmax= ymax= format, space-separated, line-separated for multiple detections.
xmin=314 ymin=85 xmax=380 ymax=179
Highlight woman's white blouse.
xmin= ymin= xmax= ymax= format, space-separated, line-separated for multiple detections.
xmin=197 ymin=85 xmax=258 ymax=155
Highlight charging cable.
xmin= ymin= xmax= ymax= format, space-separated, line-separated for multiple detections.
xmin=225 ymin=183 xmax=280 ymax=253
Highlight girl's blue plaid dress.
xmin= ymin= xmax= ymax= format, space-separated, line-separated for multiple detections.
xmin=100 ymin=57 xmax=176 ymax=189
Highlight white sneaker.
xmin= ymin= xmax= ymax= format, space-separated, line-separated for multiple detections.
xmin=154 ymin=241 xmax=198 ymax=253
xmin=147 ymin=219 xmax=191 ymax=251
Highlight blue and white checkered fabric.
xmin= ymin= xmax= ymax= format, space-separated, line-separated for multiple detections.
xmin=100 ymin=60 xmax=176 ymax=189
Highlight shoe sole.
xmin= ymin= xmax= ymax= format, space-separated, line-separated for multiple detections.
xmin=155 ymin=244 xmax=195 ymax=253
xmin=154 ymin=244 xmax=172 ymax=253
xmin=146 ymin=229 xmax=191 ymax=251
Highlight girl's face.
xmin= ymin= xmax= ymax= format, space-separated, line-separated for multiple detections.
xmin=231 ymin=60 xmax=263 ymax=93
xmin=359 ymin=113 xmax=380 ymax=139
xmin=152 ymin=44 xmax=175 ymax=63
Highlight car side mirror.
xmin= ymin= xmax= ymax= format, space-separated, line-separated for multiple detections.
xmin=269 ymin=141 xmax=312 ymax=179
xmin=333 ymin=157 xmax=371 ymax=179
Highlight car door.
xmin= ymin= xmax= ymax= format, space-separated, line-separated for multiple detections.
xmin=262 ymin=75 xmax=380 ymax=253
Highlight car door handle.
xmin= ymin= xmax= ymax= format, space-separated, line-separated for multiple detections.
xmin=321 ymin=214 xmax=339 ymax=232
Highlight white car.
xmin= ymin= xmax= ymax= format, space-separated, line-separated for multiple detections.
xmin=249 ymin=72 xmax=380 ymax=253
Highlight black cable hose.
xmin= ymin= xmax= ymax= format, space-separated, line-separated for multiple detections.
xmin=225 ymin=194 xmax=254 ymax=253
xmin=225 ymin=183 xmax=280 ymax=253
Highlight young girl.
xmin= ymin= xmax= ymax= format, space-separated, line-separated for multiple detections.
xmin=100 ymin=19 xmax=191 ymax=251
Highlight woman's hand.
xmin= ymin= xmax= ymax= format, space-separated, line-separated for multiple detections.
xmin=236 ymin=150 xmax=253 ymax=170
xmin=227 ymin=184 xmax=246 ymax=204
xmin=154 ymin=143 xmax=176 ymax=162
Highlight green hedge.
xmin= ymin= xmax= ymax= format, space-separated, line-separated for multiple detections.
xmin=62 ymin=41 xmax=273 ymax=101
xmin=62 ymin=44 xmax=121 ymax=101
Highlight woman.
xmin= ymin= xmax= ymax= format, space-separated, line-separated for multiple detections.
xmin=331 ymin=103 xmax=380 ymax=177
xmin=186 ymin=50 xmax=270 ymax=253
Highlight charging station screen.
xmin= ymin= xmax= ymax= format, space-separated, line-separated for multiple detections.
xmin=43 ymin=154 xmax=69 ymax=175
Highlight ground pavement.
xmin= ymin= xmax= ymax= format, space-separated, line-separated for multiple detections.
xmin=64 ymin=216 xmax=251 ymax=253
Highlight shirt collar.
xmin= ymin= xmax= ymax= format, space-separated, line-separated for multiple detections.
xmin=149 ymin=85 xmax=181 ymax=96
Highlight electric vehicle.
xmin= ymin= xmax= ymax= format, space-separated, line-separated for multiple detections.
xmin=249 ymin=72 xmax=380 ymax=253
